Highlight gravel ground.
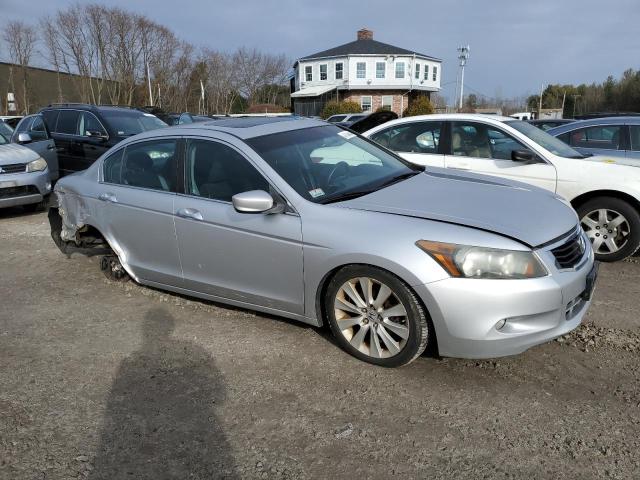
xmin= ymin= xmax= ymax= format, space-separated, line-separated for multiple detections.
xmin=1 ymin=208 xmax=639 ymax=479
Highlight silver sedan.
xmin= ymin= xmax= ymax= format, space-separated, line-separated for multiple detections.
xmin=49 ymin=117 xmax=597 ymax=367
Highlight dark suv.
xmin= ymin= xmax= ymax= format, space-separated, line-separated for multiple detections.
xmin=39 ymin=104 xmax=167 ymax=176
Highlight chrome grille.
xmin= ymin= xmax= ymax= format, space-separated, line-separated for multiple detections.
xmin=551 ymin=230 xmax=585 ymax=269
xmin=0 ymin=163 xmax=27 ymax=174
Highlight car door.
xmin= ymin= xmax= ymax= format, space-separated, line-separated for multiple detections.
xmin=444 ymin=121 xmax=557 ymax=192
xmin=368 ymin=121 xmax=445 ymax=167
xmin=78 ymin=111 xmax=111 ymax=167
xmin=173 ymin=136 xmax=304 ymax=314
xmin=51 ymin=109 xmax=83 ymax=175
xmin=12 ymin=114 xmax=59 ymax=179
xmin=98 ymin=138 xmax=183 ymax=286
xmin=562 ymin=124 xmax=625 ymax=158
xmin=626 ymin=125 xmax=640 ymax=160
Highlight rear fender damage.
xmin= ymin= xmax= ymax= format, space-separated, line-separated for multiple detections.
xmin=48 ymin=192 xmax=112 ymax=257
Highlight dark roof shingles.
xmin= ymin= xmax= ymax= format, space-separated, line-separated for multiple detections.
xmin=299 ymin=39 xmax=439 ymax=62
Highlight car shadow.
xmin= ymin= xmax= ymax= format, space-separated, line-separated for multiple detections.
xmin=89 ymin=307 xmax=238 ymax=479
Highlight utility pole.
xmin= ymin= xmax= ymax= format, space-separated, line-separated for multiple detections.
xmin=457 ymin=45 xmax=470 ymax=110
xmin=146 ymin=62 xmax=153 ymax=106
xmin=538 ymin=83 xmax=544 ymax=119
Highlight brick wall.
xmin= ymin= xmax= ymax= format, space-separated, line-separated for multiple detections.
xmin=339 ymin=89 xmax=431 ymax=116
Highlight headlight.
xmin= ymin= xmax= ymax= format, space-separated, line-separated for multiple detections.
xmin=26 ymin=158 xmax=47 ymax=172
xmin=416 ymin=240 xmax=548 ymax=279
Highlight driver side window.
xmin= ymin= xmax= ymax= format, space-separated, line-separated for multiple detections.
xmin=186 ymin=140 xmax=269 ymax=202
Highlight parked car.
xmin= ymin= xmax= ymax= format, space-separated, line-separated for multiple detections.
xmin=547 ymin=117 xmax=640 ymax=160
xmin=364 ymin=113 xmax=640 ymax=261
xmin=327 ymin=113 xmax=369 ymax=126
xmin=0 ymin=116 xmax=23 ymax=129
xmin=0 ymin=113 xmax=59 ymax=210
xmin=49 ymin=117 xmax=595 ymax=367
xmin=528 ymin=119 xmax=575 ymax=131
xmin=38 ymin=104 xmax=167 ymax=176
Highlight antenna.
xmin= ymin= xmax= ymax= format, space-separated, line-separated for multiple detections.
xmin=457 ymin=45 xmax=470 ymax=110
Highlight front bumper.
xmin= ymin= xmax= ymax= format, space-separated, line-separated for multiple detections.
xmin=0 ymin=169 xmax=51 ymax=208
xmin=416 ymin=239 xmax=596 ymax=359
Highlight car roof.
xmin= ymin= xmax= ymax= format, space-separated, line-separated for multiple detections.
xmin=129 ymin=116 xmax=328 ymax=141
xmin=546 ymin=116 xmax=640 ymax=135
xmin=362 ymin=113 xmax=518 ymax=133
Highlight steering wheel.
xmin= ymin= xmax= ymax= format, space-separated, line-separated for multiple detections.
xmin=326 ymin=161 xmax=350 ymax=187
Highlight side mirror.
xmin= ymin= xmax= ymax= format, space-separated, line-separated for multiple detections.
xmin=17 ymin=133 xmax=32 ymax=144
xmin=232 ymin=190 xmax=277 ymax=214
xmin=86 ymin=130 xmax=108 ymax=141
xmin=511 ymin=149 xmax=536 ymax=162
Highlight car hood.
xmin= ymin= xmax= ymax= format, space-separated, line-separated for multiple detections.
xmin=0 ymin=143 xmax=39 ymax=165
xmin=338 ymin=169 xmax=578 ymax=247
xmin=582 ymin=154 xmax=640 ymax=168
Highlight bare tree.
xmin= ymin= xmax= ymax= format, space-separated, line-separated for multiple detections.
xmin=3 ymin=20 xmax=37 ymax=113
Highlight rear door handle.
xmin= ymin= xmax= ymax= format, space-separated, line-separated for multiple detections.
xmin=176 ymin=208 xmax=203 ymax=221
xmin=98 ymin=192 xmax=117 ymax=203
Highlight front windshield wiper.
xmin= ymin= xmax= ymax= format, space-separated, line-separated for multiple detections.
xmin=376 ymin=171 xmax=421 ymax=188
xmin=321 ymin=171 xmax=422 ymax=205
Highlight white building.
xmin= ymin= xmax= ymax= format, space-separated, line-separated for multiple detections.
xmin=291 ymin=28 xmax=442 ymax=116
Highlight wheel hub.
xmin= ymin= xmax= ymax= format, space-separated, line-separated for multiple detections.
xmin=581 ymin=208 xmax=629 ymax=255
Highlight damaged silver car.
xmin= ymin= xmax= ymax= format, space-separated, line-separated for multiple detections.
xmin=49 ymin=117 xmax=597 ymax=367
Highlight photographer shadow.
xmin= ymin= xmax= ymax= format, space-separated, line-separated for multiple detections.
xmin=89 ymin=308 xmax=237 ymax=479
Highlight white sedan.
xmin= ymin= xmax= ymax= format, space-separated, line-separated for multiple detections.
xmin=364 ymin=114 xmax=640 ymax=261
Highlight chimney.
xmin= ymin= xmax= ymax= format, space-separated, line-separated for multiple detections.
xmin=357 ymin=28 xmax=373 ymax=41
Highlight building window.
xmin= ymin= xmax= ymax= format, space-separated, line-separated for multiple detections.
xmin=395 ymin=62 xmax=405 ymax=79
xmin=415 ymin=64 xmax=420 ymax=80
xmin=305 ymin=65 xmax=312 ymax=82
xmin=381 ymin=95 xmax=393 ymax=111
xmin=433 ymin=66 xmax=438 ymax=82
xmin=320 ymin=64 xmax=327 ymax=81
xmin=376 ymin=62 xmax=385 ymax=79
xmin=424 ymin=65 xmax=429 ymax=81
xmin=361 ymin=96 xmax=372 ymax=112
xmin=357 ymin=62 xmax=366 ymax=79
xmin=335 ymin=62 xmax=343 ymax=80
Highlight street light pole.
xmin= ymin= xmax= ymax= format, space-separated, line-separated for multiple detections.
xmin=457 ymin=45 xmax=470 ymax=110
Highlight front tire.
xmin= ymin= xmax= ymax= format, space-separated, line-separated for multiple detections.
xmin=324 ymin=265 xmax=432 ymax=367
xmin=577 ymin=196 xmax=640 ymax=262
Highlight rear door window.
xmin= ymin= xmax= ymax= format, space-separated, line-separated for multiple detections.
xmin=568 ymin=125 xmax=622 ymax=150
xmin=371 ymin=121 xmax=442 ymax=154
xmin=629 ymin=126 xmax=640 ymax=151
xmin=79 ymin=112 xmax=107 ymax=137
xmin=56 ymin=110 xmax=81 ymax=135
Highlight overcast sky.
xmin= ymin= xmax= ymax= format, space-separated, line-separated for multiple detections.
xmin=1 ymin=0 xmax=638 ymax=103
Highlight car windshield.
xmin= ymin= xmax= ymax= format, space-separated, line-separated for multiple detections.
xmin=505 ymin=120 xmax=585 ymax=158
xmin=247 ymin=125 xmax=421 ymax=204
xmin=0 ymin=121 xmax=13 ymax=140
xmin=101 ymin=111 xmax=168 ymax=136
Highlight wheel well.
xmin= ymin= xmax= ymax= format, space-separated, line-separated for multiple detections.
xmin=571 ymin=190 xmax=640 ymax=213
xmin=314 ymin=262 xmax=439 ymax=356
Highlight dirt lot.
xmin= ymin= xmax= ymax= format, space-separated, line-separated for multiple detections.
xmin=1 ymin=208 xmax=639 ymax=480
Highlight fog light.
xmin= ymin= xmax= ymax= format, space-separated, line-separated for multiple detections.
xmin=495 ymin=319 xmax=507 ymax=331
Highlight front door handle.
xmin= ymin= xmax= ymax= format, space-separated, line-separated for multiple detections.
xmin=98 ymin=192 xmax=117 ymax=203
xmin=46 ymin=144 xmax=56 ymax=150
xmin=449 ymin=163 xmax=470 ymax=170
xmin=176 ymin=208 xmax=203 ymax=221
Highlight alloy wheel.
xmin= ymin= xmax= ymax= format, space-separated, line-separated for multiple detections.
xmin=333 ymin=277 xmax=410 ymax=359
xmin=581 ymin=208 xmax=630 ymax=255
